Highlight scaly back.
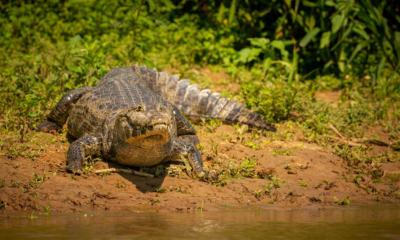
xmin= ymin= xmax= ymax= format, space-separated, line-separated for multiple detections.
xmin=131 ymin=64 xmax=276 ymax=131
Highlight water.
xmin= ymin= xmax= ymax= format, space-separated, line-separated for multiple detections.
xmin=1 ymin=205 xmax=400 ymax=240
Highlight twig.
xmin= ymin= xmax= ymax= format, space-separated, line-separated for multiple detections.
xmin=327 ymin=123 xmax=400 ymax=151
xmin=95 ymin=168 xmax=154 ymax=178
xmin=328 ymin=123 xmax=344 ymax=139
xmin=326 ymin=135 xmax=366 ymax=148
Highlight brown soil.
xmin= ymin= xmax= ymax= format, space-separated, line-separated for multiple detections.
xmin=1 ymin=69 xmax=399 ymax=213
xmin=0 ymin=122 xmax=399 ymax=214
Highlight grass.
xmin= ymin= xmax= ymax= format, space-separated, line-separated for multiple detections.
xmin=334 ymin=196 xmax=351 ymax=206
xmin=298 ymin=180 xmax=307 ymax=187
xmin=155 ymin=187 xmax=167 ymax=193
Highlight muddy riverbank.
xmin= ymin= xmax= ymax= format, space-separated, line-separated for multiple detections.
xmin=1 ymin=121 xmax=399 ymax=213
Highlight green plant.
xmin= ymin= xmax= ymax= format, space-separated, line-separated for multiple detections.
xmin=389 ymin=173 xmax=400 ymax=183
xmin=43 ymin=206 xmax=51 ymax=215
xmin=206 ymin=119 xmax=222 ymax=133
xmin=284 ymin=164 xmax=293 ymax=170
xmin=30 ymin=172 xmax=49 ymax=188
xmin=334 ymin=195 xmax=351 ymax=205
xmin=27 ymin=210 xmax=36 ymax=219
xmin=210 ymin=139 xmax=219 ymax=156
xmin=155 ymin=187 xmax=166 ymax=193
xmin=341 ymin=175 xmax=349 ymax=181
xmin=101 ymin=171 xmax=111 ymax=178
xmin=115 ymin=181 xmax=126 ymax=188
xmin=322 ymin=179 xmax=329 ymax=185
xmin=10 ymin=179 xmax=21 ymax=188
xmin=264 ymin=183 xmax=273 ymax=195
xmin=83 ymin=156 xmax=102 ymax=175
xmin=254 ymin=189 xmax=262 ymax=199
xmin=298 ymin=180 xmax=307 ymax=187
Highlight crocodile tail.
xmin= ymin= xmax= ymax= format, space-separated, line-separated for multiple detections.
xmin=131 ymin=64 xmax=277 ymax=132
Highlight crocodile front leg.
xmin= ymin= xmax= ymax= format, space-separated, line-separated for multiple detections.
xmin=170 ymin=104 xmax=200 ymax=146
xmin=36 ymin=86 xmax=92 ymax=133
xmin=171 ymin=138 xmax=204 ymax=175
xmin=62 ymin=134 xmax=103 ymax=174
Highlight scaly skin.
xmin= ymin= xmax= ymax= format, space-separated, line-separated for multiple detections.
xmin=37 ymin=65 xmax=276 ymax=177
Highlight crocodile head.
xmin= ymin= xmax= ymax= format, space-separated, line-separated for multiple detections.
xmin=115 ymin=103 xmax=173 ymax=144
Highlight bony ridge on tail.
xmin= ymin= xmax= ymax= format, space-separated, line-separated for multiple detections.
xmin=36 ymin=64 xmax=276 ymax=179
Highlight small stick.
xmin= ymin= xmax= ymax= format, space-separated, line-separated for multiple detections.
xmin=328 ymin=123 xmax=344 ymax=139
xmin=326 ymin=135 xmax=366 ymax=148
xmin=95 ymin=168 xmax=154 ymax=178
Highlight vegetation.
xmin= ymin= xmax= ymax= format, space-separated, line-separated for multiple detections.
xmin=334 ymin=195 xmax=351 ymax=205
xmin=0 ymin=0 xmax=399 ymax=191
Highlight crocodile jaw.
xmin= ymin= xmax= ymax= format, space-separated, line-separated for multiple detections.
xmin=124 ymin=123 xmax=170 ymax=143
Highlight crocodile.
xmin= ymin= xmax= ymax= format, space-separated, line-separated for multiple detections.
xmin=36 ymin=65 xmax=276 ymax=177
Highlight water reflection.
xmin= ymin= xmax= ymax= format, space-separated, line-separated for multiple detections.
xmin=1 ymin=205 xmax=399 ymax=240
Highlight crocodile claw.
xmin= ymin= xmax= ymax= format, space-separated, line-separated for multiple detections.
xmin=36 ymin=120 xmax=61 ymax=133
xmin=198 ymin=171 xmax=217 ymax=180
xmin=60 ymin=166 xmax=83 ymax=175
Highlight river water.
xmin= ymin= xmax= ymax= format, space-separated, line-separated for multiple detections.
xmin=1 ymin=205 xmax=400 ymax=239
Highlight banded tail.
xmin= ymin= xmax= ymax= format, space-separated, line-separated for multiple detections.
xmin=131 ymin=64 xmax=276 ymax=132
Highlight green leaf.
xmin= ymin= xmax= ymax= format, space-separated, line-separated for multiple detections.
xmin=293 ymin=0 xmax=300 ymax=23
xmin=394 ymin=31 xmax=400 ymax=68
xmin=299 ymin=27 xmax=321 ymax=47
xmin=69 ymin=35 xmax=81 ymax=47
xmin=229 ymin=0 xmax=237 ymax=25
xmin=323 ymin=60 xmax=334 ymax=72
xmin=331 ymin=15 xmax=343 ymax=34
xmin=373 ymin=57 xmax=386 ymax=86
xmin=143 ymin=58 xmax=155 ymax=68
xmin=68 ymin=66 xmax=81 ymax=73
xmin=289 ymin=47 xmax=299 ymax=83
xmin=325 ymin=1 xmax=335 ymax=7
xmin=331 ymin=22 xmax=355 ymax=51
xmin=320 ymin=31 xmax=331 ymax=48
xmin=347 ymin=41 xmax=368 ymax=66
xmin=248 ymin=38 xmax=270 ymax=49
xmin=353 ymin=24 xmax=370 ymax=40
xmin=263 ymin=57 xmax=272 ymax=74
xmin=338 ymin=48 xmax=346 ymax=72
xmin=217 ymin=3 xmax=226 ymax=23
xmin=303 ymin=1 xmax=318 ymax=7
xmin=270 ymin=40 xmax=289 ymax=60
xmin=146 ymin=0 xmax=155 ymax=12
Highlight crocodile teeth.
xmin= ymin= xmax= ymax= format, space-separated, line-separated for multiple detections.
xmin=153 ymin=124 xmax=167 ymax=131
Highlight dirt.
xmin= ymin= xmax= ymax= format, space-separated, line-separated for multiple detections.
xmin=0 ymin=122 xmax=399 ymax=214
xmin=1 ymin=69 xmax=399 ymax=214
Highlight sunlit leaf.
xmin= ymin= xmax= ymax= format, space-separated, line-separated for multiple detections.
xmin=331 ymin=15 xmax=343 ymax=34
xmin=347 ymin=41 xmax=368 ymax=66
xmin=229 ymin=0 xmax=237 ymax=25
xmin=299 ymin=27 xmax=321 ymax=47
xmin=320 ymin=31 xmax=331 ymax=48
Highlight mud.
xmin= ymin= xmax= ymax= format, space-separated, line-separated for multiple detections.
xmin=0 ymin=120 xmax=399 ymax=214
xmin=1 ymin=69 xmax=399 ymax=213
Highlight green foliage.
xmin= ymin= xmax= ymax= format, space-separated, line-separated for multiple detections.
xmin=298 ymin=180 xmax=307 ymax=187
xmin=30 ymin=172 xmax=49 ymax=188
xmin=155 ymin=186 xmax=167 ymax=193
xmin=83 ymin=156 xmax=102 ymax=175
xmin=334 ymin=195 xmax=351 ymax=205
xmin=43 ymin=206 xmax=51 ymax=215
